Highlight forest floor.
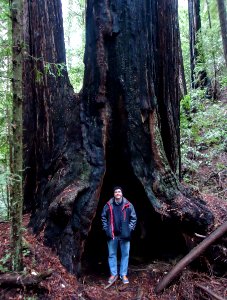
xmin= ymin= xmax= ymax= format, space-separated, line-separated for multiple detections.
xmin=0 ymin=213 xmax=227 ymax=300
xmin=180 ymin=89 xmax=227 ymax=201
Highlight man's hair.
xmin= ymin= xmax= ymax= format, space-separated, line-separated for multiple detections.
xmin=113 ymin=186 xmax=123 ymax=193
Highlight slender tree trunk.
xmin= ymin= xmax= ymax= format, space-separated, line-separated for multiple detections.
xmin=205 ymin=0 xmax=218 ymax=99
xmin=6 ymin=53 xmax=12 ymax=221
xmin=217 ymin=0 xmax=227 ymax=67
xmin=6 ymin=184 xmax=10 ymax=220
xmin=23 ymin=0 xmax=217 ymax=276
xmin=10 ymin=0 xmax=24 ymax=271
xmin=188 ymin=0 xmax=197 ymax=86
xmin=188 ymin=0 xmax=207 ymax=88
xmin=179 ymin=36 xmax=188 ymax=97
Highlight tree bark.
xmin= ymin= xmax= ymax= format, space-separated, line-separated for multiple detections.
xmin=179 ymin=33 xmax=187 ymax=98
xmin=217 ymin=0 xmax=227 ymax=67
xmin=23 ymin=0 xmax=215 ymax=276
xmin=10 ymin=0 xmax=24 ymax=272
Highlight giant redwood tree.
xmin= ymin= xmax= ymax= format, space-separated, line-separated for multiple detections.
xmin=23 ymin=0 xmax=221 ymax=276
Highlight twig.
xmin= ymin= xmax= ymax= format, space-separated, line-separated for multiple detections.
xmin=215 ymin=188 xmax=227 ymax=195
xmin=129 ymin=266 xmax=153 ymax=272
xmin=104 ymin=276 xmax=118 ymax=290
xmin=194 ymin=233 xmax=206 ymax=238
xmin=136 ymin=287 xmax=144 ymax=300
xmin=196 ymin=283 xmax=226 ymax=300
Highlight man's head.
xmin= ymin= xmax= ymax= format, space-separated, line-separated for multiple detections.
xmin=113 ymin=186 xmax=123 ymax=201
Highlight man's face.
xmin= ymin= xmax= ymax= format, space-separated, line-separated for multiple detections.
xmin=114 ymin=189 xmax=123 ymax=200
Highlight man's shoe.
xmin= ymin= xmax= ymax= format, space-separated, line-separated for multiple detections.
xmin=122 ymin=275 xmax=129 ymax=284
xmin=108 ymin=275 xmax=118 ymax=284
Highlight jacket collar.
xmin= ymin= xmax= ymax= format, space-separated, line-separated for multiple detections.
xmin=108 ymin=197 xmax=129 ymax=205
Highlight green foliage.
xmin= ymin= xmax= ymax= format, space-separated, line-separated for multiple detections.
xmin=67 ymin=48 xmax=84 ymax=91
xmin=30 ymin=54 xmax=67 ymax=83
xmin=0 ymin=251 xmax=10 ymax=273
xmin=178 ymin=7 xmax=190 ymax=86
xmin=179 ymin=0 xmax=227 ymax=89
xmin=62 ymin=0 xmax=85 ymax=92
xmin=0 ymin=169 xmax=10 ymax=219
xmin=22 ymin=248 xmax=31 ymax=257
xmin=200 ymin=0 xmax=226 ymax=77
xmin=219 ymin=76 xmax=227 ymax=88
xmin=0 ymin=0 xmax=11 ymax=221
xmin=180 ymin=88 xmax=226 ymax=188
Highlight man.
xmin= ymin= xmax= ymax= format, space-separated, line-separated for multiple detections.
xmin=101 ymin=186 xmax=137 ymax=284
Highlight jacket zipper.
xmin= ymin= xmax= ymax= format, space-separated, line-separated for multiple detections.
xmin=107 ymin=202 xmax=115 ymax=239
xmin=122 ymin=203 xmax=130 ymax=220
xmin=108 ymin=200 xmax=130 ymax=238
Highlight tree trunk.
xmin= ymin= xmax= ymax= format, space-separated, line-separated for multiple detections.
xmin=10 ymin=0 xmax=24 ymax=271
xmin=23 ymin=0 xmax=216 ymax=276
xmin=217 ymin=0 xmax=227 ymax=67
xmin=205 ymin=0 xmax=218 ymax=99
xmin=188 ymin=0 xmax=207 ymax=88
xmin=179 ymin=34 xmax=188 ymax=98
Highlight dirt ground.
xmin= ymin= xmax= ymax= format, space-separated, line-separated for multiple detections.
xmin=0 ymin=214 xmax=226 ymax=300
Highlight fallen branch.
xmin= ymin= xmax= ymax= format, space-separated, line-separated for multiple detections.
xmin=136 ymin=287 xmax=144 ymax=300
xmin=196 ymin=283 xmax=226 ymax=300
xmin=104 ymin=276 xmax=118 ymax=290
xmin=0 ymin=270 xmax=52 ymax=287
xmin=155 ymin=220 xmax=227 ymax=294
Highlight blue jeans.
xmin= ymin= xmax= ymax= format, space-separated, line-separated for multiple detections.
xmin=107 ymin=238 xmax=130 ymax=277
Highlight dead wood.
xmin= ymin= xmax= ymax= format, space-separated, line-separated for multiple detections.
xmin=104 ymin=276 xmax=118 ymax=290
xmin=0 ymin=270 xmax=52 ymax=287
xmin=195 ymin=283 xmax=226 ymax=300
xmin=136 ymin=287 xmax=144 ymax=300
xmin=155 ymin=220 xmax=227 ymax=294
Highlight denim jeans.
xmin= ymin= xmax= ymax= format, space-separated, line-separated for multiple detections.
xmin=107 ymin=238 xmax=130 ymax=277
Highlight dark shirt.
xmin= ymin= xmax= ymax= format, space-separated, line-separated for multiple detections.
xmin=113 ymin=199 xmax=123 ymax=236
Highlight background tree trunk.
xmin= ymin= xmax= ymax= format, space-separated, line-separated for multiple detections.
xmin=217 ymin=0 xmax=227 ymax=67
xmin=23 ymin=0 xmax=215 ymax=276
xmin=188 ymin=0 xmax=207 ymax=88
xmin=179 ymin=33 xmax=188 ymax=98
xmin=10 ymin=0 xmax=24 ymax=271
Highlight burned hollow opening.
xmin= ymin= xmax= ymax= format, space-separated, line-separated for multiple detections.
xmin=82 ymin=82 xmax=187 ymax=274
xmin=82 ymin=169 xmax=188 ymax=275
